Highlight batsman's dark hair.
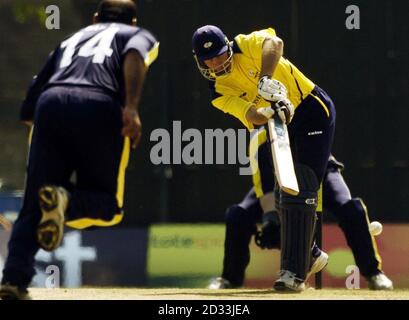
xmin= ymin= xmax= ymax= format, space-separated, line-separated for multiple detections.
xmin=97 ymin=0 xmax=137 ymax=25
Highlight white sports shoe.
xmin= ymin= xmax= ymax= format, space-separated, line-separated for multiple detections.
xmin=274 ymin=270 xmax=306 ymax=292
xmin=37 ymin=185 xmax=69 ymax=252
xmin=367 ymin=273 xmax=394 ymax=290
xmin=208 ymin=277 xmax=234 ymax=289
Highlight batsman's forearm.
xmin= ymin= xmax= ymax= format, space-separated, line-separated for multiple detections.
xmin=259 ymin=37 xmax=283 ymax=79
xmin=123 ymin=50 xmax=147 ymax=111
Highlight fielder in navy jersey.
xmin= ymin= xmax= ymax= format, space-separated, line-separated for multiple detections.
xmin=0 ymin=0 xmax=159 ymax=300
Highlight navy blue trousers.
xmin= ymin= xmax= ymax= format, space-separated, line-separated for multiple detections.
xmin=2 ymin=86 xmax=129 ymax=288
xmin=288 ymin=86 xmax=336 ymax=184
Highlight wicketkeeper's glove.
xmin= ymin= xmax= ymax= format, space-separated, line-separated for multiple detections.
xmin=255 ymin=212 xmax=281 ymax=249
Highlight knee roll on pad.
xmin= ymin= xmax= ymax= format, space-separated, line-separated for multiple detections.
xmin=280 ymin=164 xmax=319 ymax=209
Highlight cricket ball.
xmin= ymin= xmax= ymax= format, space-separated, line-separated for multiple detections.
xmin=369 ymin=221 xmax=383 ymax=236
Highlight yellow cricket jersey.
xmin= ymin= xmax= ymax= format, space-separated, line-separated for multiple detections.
xmin=210 ymin=28 xmax=315 ymax=130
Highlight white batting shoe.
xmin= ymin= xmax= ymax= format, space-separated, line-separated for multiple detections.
xmin=274 ymin=270 xmax=306 ymax=292
xmin=367 ymin=273 xmax=394 ymax=290
xmin=208 ymin=277 xmax=234 ymax=289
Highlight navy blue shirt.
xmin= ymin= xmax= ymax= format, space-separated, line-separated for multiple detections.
xmin=20 ymin=23 xmax=159 ymax=121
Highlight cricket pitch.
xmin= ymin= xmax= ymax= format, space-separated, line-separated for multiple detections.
xmin=28 ymin=288 xmax=409 ymax=300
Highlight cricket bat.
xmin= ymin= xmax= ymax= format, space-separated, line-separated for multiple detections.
xmin=267 ymin=113 xmax=299 ymax=196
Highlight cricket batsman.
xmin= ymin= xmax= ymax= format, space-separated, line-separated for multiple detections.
xmin=0 ymin=0 xmax=159 ymax=300
xmin=192 ymin=25 xmax=336 ymax=291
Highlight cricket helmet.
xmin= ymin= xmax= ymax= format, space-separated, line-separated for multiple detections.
xmin=192 ymin=25 xmax=233 ymax=81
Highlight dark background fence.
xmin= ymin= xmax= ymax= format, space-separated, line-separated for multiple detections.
xmin=0 ymin=0 xmax=408 ymax=224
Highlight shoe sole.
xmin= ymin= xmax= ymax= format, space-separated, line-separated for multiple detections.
xmin=274 ymin=281 xmax=305 ymax=293
xmin=368 ymin=281 xmax=394 ymax=291
xmin=306 ymin=251 xmax=329 ymax=280
xmin=0 ymin=287 xmax=30 ymax=300
xmin=369 ymin=285 xmax=394 ymax=290
xmin=37 ymin=186 xmax=66 ymax=252
xmin=0 ymin=293 xmax=18 ymax=300
xmin=0 ymin=289 xmax=16 ymax=300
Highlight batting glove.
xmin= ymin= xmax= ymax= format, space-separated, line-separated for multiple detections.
xmin=257 ymin=99 xmax=295 ymax=125
xmin=275 ymin=99 xmax=295 ymax=124
xmin=257 ymin=76 xmax=288 ymax=102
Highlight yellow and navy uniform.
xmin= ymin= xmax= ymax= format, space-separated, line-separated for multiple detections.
xmin=208 ymin=28 xmax=336 ymax=198
xmin=210 ymin=28 xmax=318 ymax=130
xmin=4 ymin=22 xmax=159 ymax=291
